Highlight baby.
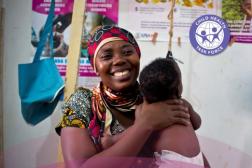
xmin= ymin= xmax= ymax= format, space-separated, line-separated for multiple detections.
xmin=139 ymin=57 xmax=209 ymax=167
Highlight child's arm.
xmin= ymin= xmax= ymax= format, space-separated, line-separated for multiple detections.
xmin=181 ymin=98 xmax=201 ymax=130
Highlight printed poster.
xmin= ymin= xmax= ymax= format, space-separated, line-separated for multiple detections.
xmin=222 ymin=0 xmax=252 ymax=43
xmin=31 ymin=0 xmax=119 ymax=89
xmin=128 ymin=0 xmax=218 ymax=42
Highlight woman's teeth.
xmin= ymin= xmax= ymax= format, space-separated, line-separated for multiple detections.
xmin=113 ymin=70 xmax=129 ymax=77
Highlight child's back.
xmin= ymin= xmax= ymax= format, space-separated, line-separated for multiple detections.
xmin=140 ymin=58 xmax=204 ymax=167
xmin=153 ymin=116 xmax=200 ymax=157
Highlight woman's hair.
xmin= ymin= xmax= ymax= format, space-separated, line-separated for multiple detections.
xmin=139 ymin=57 xmax=181 ymax=103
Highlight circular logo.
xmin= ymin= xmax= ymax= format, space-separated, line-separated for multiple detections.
xmin=189 ymin=15 xmax=230 ymax=56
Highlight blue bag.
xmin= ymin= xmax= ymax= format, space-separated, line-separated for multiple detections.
xmin=18 ymin=0 xmax=64 ymax=125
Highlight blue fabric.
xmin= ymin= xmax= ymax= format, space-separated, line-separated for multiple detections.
xmin=18 ymin=0 xmax=64 ymax=125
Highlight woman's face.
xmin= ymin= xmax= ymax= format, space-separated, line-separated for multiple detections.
xmin=95 ymin=40 xmax=140 ymax=92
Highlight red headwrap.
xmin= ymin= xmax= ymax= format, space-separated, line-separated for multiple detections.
xmin=87 ymin=25 xmax=141 ymax=71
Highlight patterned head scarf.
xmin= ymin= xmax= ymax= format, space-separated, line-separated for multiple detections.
xmin=87 ymin=25 xmax=141 ymax=71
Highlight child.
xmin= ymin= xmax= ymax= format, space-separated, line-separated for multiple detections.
xmin=139 ymin=57 xmax=210 ymax=167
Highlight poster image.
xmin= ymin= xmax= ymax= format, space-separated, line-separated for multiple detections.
xmin=222 ymin=0 xmax=252 ymax=43
xmin=31 ymin=0 xmax=119 ymax=88
xmin=128 ymin=0 xmax=218 ymax=42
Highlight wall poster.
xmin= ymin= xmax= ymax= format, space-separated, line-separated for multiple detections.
xmin=31 ymin=0 xmax=119 ymax=89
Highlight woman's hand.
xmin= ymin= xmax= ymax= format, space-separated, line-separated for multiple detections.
xmin=135 ymin=99 xmax=190 ymax=131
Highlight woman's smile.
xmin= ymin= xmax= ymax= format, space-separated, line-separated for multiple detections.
xmin=113 ymin=70 xmax=130 ymax=77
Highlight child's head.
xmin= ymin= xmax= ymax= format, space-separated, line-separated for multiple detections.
xmin=139 ymin=57 xmax=182 ymax=103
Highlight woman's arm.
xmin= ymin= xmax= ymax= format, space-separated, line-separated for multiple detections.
xmin=61 ymin=121 xmax=152 ymax=168
xmin=181 ymin=98 xmax=201 ymax=130
xmin=100 ymin=99 xmax=192 ymax=148
xmin=61 ymin=99 xmax=190 ymax=168
xmin=61 ymin=127 xmax=97 ymax=167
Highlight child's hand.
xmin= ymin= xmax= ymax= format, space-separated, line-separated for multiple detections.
xmin=180 ymin=98 xmax=192 ymax=112
xmin=101 ymin=135 xmax=115 ymax=150
xmin=181 ymin=98 xmax=201 ymax=130
xmin=101 ymin=133 xmax=124 ymax=150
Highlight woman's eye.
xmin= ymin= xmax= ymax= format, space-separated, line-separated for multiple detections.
xmin=122 ymin=50 xmax=133 ymax=56
xmin=100 ymin=53 xmax=112 ymax=60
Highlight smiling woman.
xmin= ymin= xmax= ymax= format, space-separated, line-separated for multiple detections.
xmin=55 ymin=25 xmax=190 ymax=168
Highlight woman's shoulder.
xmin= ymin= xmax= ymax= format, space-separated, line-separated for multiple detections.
xmin=62 ymin=87 xmax=93 ymax=118
xmin=73 ymin=87 xmax=93 ymax=97
xmin=64 ymin=87 xmax=93 ymax=108
xmin=55 ymin=87 xmax=93 ymax=135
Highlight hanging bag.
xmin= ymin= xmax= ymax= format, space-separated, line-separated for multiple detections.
xmin=18 ymin=0 xmax=64 ymax=125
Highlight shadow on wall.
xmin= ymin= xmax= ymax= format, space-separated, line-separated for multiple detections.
xmin=241 ymin=133 xmax=252 ymax=168
xmin=199 ymin=135 xmax=252 ymax=168
xmin=35 ymin=102 xmax=63 ymax=167
xmin=4 ymin=103 xmax=63 ymax=168
xmin=4 ymin=132 xmax=60 ymax=168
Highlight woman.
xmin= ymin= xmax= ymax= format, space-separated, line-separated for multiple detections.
xmin=56 ymin=25 xmax=190 ymax=168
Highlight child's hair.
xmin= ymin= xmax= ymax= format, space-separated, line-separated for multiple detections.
xmin=139 ymin=57 xmax=182 ymax=103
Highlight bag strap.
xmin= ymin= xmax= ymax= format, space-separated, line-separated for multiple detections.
xmin=33 ymin=0 xmax=55 ymax=62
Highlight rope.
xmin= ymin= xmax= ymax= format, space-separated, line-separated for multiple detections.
xmin=167 ymin=0 xmax=183 ymax=64
xmin=168 ymin=0 xmax=175 ymax=52
xmin=240 ymin=14 xmax=247 ymax=33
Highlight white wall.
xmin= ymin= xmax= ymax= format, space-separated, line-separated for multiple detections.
xmin=3 ymin=0 xmax=252 ymax=168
